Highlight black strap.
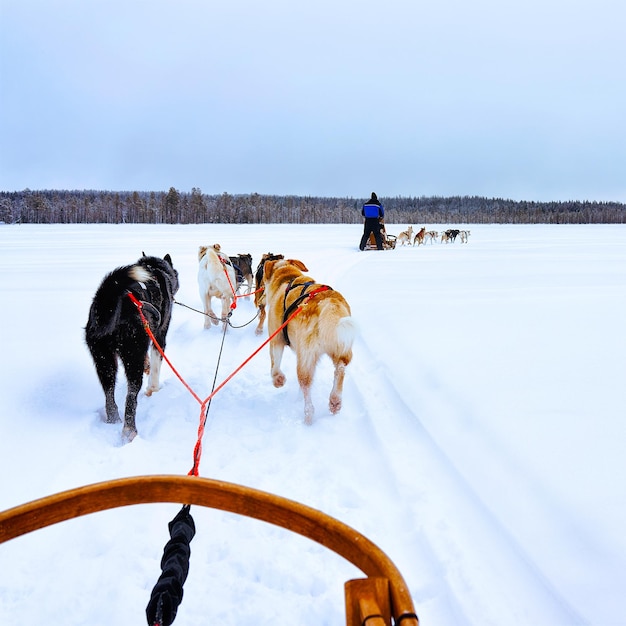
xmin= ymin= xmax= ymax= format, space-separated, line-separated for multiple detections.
xmin=362 ymin=614 xmax=384 ymax=625
xmin=281 ymin=280 xmax=315 ymax=345
xmin=231 ymin=263 xmax=243 ymax=284
xmin=395 ymin=613 xmax=419 ymax=624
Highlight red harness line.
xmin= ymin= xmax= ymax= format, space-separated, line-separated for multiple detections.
xmin=127 ymin=289 xmax=324 ymax=477
xmin=218 ymin=257 xmax=239 ymax=311
xmin=238 ymin=285 xmax=263 ymax=297
xmin=219 ymin=258 xmax=266 ymax=306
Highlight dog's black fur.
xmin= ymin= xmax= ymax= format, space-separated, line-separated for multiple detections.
xmin=445 ymin=229 xmax=461 ymax=242
xmin=254 ymin=253 xmax=284 ymax=295
xmin=254 ymin=252 xmax=284 ymax=335
xmin=229 ymin=253 xmax=254 ymax=294
xmin=85 ymin=254 xmax=179 ymax=441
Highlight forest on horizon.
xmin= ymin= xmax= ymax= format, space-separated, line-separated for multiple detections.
xmin=1 ymin=188 xmax=625 ymax=225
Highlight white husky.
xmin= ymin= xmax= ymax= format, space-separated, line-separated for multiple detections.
xmin=197 ymin=244 xmax=237 ymax=330
xmin=397 ymin=225 xmax=413 ymax=246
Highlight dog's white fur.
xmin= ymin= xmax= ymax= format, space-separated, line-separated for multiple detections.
xmin=424 ymin=230 xmax=438 ymax=244
xmin=264 ymin=258 xmax=355 ymax=425
xmin=460 ymin=230 xmax=471 ymax=243
xmin=397 ymin=225 xmax=413 ymax=246
xmin=197 ymin=244 xmax=237 ymax=330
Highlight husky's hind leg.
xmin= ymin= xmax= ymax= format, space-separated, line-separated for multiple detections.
xmin=90 ymin=340 xmax=121 ymax=424
xmin=119 ymin=342 xmax=148 ymax=442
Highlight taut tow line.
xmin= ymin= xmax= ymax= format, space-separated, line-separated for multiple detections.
xmin=127 ymin=287 xmax=328 ymax=626
xmin=173 ymin=299 xmax=261 ymax=329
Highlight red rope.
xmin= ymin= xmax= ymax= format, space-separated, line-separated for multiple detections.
xmin=220 ymin=258 xmax=265 ymax=305
xmin=127 ymin=293 xmax=204 ymax=405
xmin=127 ymin=289 xmax=324 ymax=476
xmin=240 ymin=285 xmax=263 ymax=297
xmin=232 ymin=286 xmax=262 ymax=304
xmin=219 ymin=257 xmax=238 ymax=311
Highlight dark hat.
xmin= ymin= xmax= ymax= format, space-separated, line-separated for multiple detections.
xmin=370 ymin=192 xmax=378 ymax=201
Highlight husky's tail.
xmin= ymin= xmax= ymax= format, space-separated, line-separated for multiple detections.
xmin=336 ymin=316 xmax=357 ymax=354
xmin=86 ymin=265 xmax=153 ymax=339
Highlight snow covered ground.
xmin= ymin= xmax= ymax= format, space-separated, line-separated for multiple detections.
xmin=0 ymin=223 xmax=624 ymax=626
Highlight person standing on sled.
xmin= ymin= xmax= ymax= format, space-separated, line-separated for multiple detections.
xmin=359 ymin=192 xmax=385 ymax=250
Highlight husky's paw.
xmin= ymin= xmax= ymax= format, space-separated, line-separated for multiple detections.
xmin=145 ymin=384 xmax=160 ymax=397
xmin=121 ymin=426 xmax=137 ymax=444
xmin=272 ymin=372 xmax=286 ymax=388
xmin=329 ymin=393 xmax=342 ymax=415
xmin=105 ymin=410 xmax=122 ymax=424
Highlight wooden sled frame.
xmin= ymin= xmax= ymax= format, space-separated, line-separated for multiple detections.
xmin=365 ymin=219 xmax=397 ymax=250
xmin=0 ymin=475 xmax=418 ymax=626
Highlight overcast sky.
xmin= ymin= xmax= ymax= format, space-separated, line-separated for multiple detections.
xmin=1 ymin=0 xmax=625 ymax=201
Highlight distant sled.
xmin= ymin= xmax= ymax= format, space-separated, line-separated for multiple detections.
xmin=363 ymin=219 xmax=397 ymax=250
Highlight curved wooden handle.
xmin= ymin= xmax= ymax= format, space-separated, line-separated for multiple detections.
xmin=0 ymin=474 xmax=418 ymax=624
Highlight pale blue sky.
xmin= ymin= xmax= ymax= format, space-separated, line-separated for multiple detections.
xmin=1 ymin=0 xmax=625 ymax=201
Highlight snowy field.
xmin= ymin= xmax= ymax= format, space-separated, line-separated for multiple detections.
xmin=0 ymin=223 xmax=625 ymax=626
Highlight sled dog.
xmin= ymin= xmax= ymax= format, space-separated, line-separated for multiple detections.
xmin=253 ymin=252 xmax=284 ymax=335
xmin=198 ymin=244 xmax=237 ymax=330
xmin=229 ymin=253 xmax=254 ymax=295
xmin=397 ymin=225 xmax=414 ymax=246
xmin=85 ymin=254 xmax=179 ymax=442
xmin=263 ymin=258 xmax=356 ymax=424
xmin=413 ymin=227 xmax=426 ymax=246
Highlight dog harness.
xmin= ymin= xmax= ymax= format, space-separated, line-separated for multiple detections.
xmin=231 ymin=262 xmax=243 ymax=286
xmin=281 ymin=279 xmax=332 ymax=345
xmin=126 ymin=290 xmax=162 ymax=328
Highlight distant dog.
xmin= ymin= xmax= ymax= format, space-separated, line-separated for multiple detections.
xmin=198 ymin=244 xmax=237 ymax=330
xmin=253 ymin=252 xmax=284 ymax=335
xmin=85 ymin=254 xmax=179 ymax=442
xmin=397 ymin=225 xmax=414 ymax=246
xmin=229 ymin=253 xmax=254 ymax=295
xmin=444 ymin=229 xmax=460 ymax=243
xmin=263 ymin=258 xmax=355 ymax=424
xmin=424 ymin=230 xmax=438 ymax=244
xmin=413 ymin=226 xmax=426 ymax=246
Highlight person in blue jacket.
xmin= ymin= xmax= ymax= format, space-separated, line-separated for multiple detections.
xmin=359 ymin=192 xmax=384 ymax=250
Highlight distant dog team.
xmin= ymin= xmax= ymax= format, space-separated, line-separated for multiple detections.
xmin=393 ymin=226 xmax=471 ymax=245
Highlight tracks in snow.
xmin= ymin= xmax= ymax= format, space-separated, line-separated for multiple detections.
xmin=346 ymin=329 xmax=587 ymax=626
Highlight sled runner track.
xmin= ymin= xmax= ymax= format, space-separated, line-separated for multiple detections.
xmin=349 ymin=335 xmax=587 ymax=625
xmin=343 ymin=346 xmax=469 ymax=621
xmin=0 ymin=475 xmax=419 ymax=626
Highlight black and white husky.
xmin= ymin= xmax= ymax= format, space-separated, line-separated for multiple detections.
xmin=85 ymin=254 xmax=179 ymax=442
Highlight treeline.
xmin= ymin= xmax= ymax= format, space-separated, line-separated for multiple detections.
xmin=1 ymin=188 xmax=625 ymax=224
